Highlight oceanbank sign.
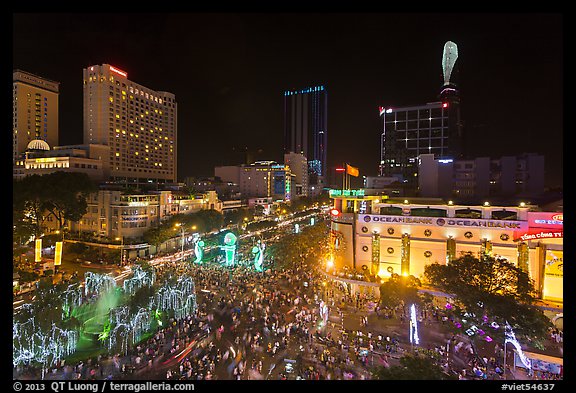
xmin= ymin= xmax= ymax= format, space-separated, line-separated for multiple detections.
xmin=358 ymin=214 xmax=528 ymax=230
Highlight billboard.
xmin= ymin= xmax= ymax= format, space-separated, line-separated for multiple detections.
xmin=527 ymin=212 xmax=563 ymax=229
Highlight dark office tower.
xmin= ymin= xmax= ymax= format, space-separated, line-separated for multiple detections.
xmin=283 ymin=85 xmax=328 ymax=192
xmin=378 ymin=41 xmax=463 ymax=189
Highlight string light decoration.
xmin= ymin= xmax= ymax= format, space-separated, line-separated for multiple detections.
xmin=505 ymin=322 xmax=532 ymax=370
xmin=409 ymin=304 xmax=420 ymax=345
xmin=84 ymin=272 xmax=116 ymax=296
xmin=106 ymin=306 xmax=152 ymax=355
xmin=150 ymin=275 xmax=197 ymax=320
xmin=61 ymin=284 xmax=83 ymax=319
xmin=13 ymin=316 xmax=78 ymax=377
xmin=123 ymin=265 xmax=156 ymax=295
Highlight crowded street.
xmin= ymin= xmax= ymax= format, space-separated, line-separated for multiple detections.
xmin=12 ymin=250 xmax=563 ymax=381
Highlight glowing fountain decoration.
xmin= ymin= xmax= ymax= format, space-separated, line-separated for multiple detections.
xmin=150 ymin=275 xmax=197 ymax=320
xmin=84 ymin=272 xmax=116 ymax=296
xmin=220 ymin=232 xmax=238 ymax=267
xmin=442 ymin=41 xmax=458 ymax=86
xmin=123 ymin=265 xmax=156 ymax=295
xmin=13 ymin=316 xmax=78 ymax=377
xmin=252 ymin=240 xmax=265 ymax=272
xmin=194 ymin=240 xmax=205 ymax=264
xmin=505 ymin=322 xmax=531 ymax=371
xmin=409 ymin=304 xmax=420 ymax=345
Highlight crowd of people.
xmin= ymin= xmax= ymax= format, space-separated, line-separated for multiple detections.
xmin=13 ymin=249 xmax=563 ymax=381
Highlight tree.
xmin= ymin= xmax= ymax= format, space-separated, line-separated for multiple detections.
xmin=378 ymin=273 xmax=422 ymax=310
xmin=371 ymin=353 xmax=456 ymax=380
xmin=194 ymin=209 xmax=224 ymax=232
xmin=13 ymin=175 xmax=49 ymax=238
xmin=424 ymin=252 xmax=553 ymax=352
xmin=42 ymin=171 xmax=97 ymax=229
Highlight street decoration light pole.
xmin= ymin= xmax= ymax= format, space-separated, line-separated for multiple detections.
xmin=175 ymin=223 xmax=185 ymax=258
xmin=115 ymin=236 xmax=124 ymax=266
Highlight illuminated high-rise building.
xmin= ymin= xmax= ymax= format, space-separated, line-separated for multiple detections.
xmin=283 ymin=85 xmax=328 ymax=194
xmin=13 ymin=70 xmax=59 ymax=163
xmin=379 ymin=41 xmax=463 ymax=189
xmin=83 ymin=64 xmax=177 ymax=185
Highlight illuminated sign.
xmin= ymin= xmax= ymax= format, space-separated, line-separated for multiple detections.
xmin=359 ymin=214 xmax=527 ymax=230
xmin=513 ymin=229 xmax=563 ymax=242
xmin=34 ymin=157 xmax=57 ymax=163
xmin=54 ymin=241 xmax=63 ymax=266
xmin=527 ymin=212 xmax=563 ymax=229
xmin=544 ymin=250 xmax=563 ymax=277
xmin=109 ymin=66 xmax=128 ymax=78
xmin=329 ymin=189 xmax=365 ymax=197
xmin=35 ymin=239 xmax=42 ymax=262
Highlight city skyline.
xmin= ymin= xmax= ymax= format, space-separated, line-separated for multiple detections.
xmin=12 ymin=13 xmax=563 ymax=187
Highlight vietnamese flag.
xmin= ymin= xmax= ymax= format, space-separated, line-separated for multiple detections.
xmin=346 ymin=163 xmax=359 ymax=177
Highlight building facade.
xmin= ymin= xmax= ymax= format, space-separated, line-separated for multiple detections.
xmin=67 ymin=190 xmax=221 ymax=240
xmin=13 ymin=70 xmax=59 ymax=163
xmin=418 ymin=153 xmax=545 ymax=199
xmin=284 ymin=85 xmax=328 ymax=188
xmin=329 ymin=194 xmax=562 ymax=302
xmin=379 ymin=100 xmax=462 ymax=189
xmin=215 ymin=161 xmax=292 ymax=201
xmin=13 ymin=140 xmax=108 ymax=182
xmin=83 ymin=64 xmax=177 ymax=185
xmin=284 ymin=152 xmax=308 ymax=198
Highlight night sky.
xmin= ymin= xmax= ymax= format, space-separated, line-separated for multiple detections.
xmin=12 ymin=13 xmax=563 ymax=188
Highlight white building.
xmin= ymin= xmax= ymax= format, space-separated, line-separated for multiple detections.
xmin=330 ymin=194 xmax=563 ymax=302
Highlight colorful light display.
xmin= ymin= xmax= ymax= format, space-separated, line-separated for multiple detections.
xmin=123 ymin=265 xmax=156 ymax=295
xmin=150 ymin=276 xmax=197 ymax=320
xmin=409 ymin=303 xmax=420 ymax=345
xmin=84 ymin=272 xmax=116 ymax=296
xmin=194 ymin=240 xmax=205 ymax=264
xmin=252 ymin=240 xmax=265 ymax=272
xmin=221 ymin=232 xmax=238 ymax=267
xmin=319 ymin=301 xmax=329 ymax=327
xmin=505 ymin=322 xmax=531 ymax=370
xmin=13 ymin=316 xmax=78 ymax=376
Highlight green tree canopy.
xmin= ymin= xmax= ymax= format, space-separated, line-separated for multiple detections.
xmin=424 ymin=252 xmax=552 ymax=349
xmin=379 ymin=273 xmax=422 ymax=309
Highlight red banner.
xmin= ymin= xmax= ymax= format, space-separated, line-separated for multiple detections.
xmin=513 ymin=228 xmax=563 ymax=242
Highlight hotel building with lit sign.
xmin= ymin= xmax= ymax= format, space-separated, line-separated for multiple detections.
xmin=83 ymin=64 xmax=177 ymax=186
xmin=329 ymin=193 xmax=562 ymax=303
